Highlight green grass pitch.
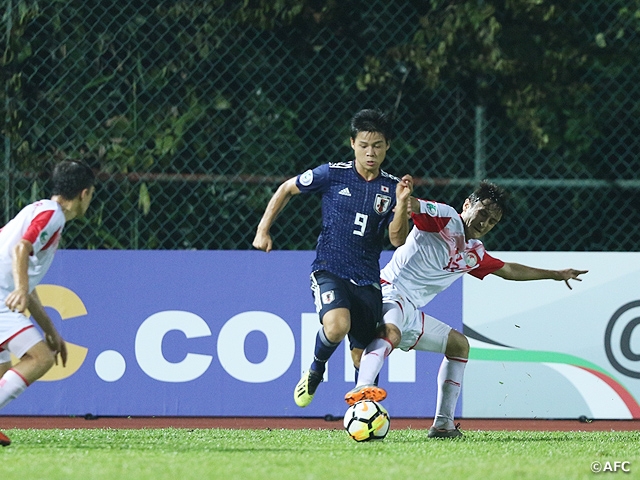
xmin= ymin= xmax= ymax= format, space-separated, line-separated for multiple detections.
xmin=1 ymin=428 xmax=638 ymax=480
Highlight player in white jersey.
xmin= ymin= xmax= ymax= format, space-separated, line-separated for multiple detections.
xmin=344 ymin=181 xmax=588 ymax=438
xmin=0 ymin=160 xmax=95 ymax=446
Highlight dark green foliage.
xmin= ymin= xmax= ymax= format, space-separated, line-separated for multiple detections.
xmin=1 ymin=1 xmax=638 ymax=250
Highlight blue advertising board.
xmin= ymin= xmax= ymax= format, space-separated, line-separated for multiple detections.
xmin=2 ymin=250 xmax=462 ymax=418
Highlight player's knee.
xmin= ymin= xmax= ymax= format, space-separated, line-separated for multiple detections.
xmin=381 ymin=324 xmax=401 ymax=348
xmin=24 ymin=343 xmax=55 ymax=373
xmin=0 ymin=361 xmax=11 ymax=378
xmin=446 ymin=330 xmax=469 ymax=358
xmin=322 ymin=310 xmax=350 ymax=342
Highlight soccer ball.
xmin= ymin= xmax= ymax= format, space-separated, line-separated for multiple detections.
xmin=343 ymin=399 xmax=390 ymax=442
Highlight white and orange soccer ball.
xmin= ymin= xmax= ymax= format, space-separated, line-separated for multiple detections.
xmin=343 ymin=399 xmax=390 ymax=442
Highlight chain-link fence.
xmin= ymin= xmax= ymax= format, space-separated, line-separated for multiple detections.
xmin=2 ymin=0 xmax=639 ymax=251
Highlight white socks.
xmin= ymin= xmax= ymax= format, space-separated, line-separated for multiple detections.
xmin=433 ymin=356 xmax=468 ymax=429
xmin=356 ymin=337 xmax=393 ymax=387
xmin=0 ymin=369 xmax=28 ymax=410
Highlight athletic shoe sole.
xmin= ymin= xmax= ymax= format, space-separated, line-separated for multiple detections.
xmin=427 ymin=424 xmax=463 ymax=439
xmin=344 ymin=385 xmax=387 ymax=405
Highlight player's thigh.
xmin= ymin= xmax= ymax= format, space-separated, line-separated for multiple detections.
xmin=311 ymin=271 xmax=352 ymax=340
xmin=381 ymin=301 xmax=406 ymax=348
xmin=5 ymin=326 xmax=47 ymax=361
xmin=0 ymin=313 xmax=42 ymax=359
xmin=311 ymin=271 xmax=351 ymax=318
xmin=410 ymin=312 xmax=452 ymax=354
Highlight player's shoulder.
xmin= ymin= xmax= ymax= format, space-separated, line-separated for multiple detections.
xmin=417 ymin=198 xmax=457 ymax=217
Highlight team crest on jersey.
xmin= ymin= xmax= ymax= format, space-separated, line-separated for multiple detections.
xmin=425 ymin=201 xmax=438 ymax=217
xmin=374 ymin=194 xmax=392 ymax=214
xmin=299 ymin=169 xmax=313 ymax=186
xmin=39 ymin=231 xmax=49 ymax=243
xmin=464 ymin=252 xmax=479 ymax=268
xmin=322 ymin=290 xmax=335 ymax=305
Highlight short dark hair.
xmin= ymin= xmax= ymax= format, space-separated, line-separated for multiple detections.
xmin=468 ymin=181 xmax=509 ymax=217
xmin=51 ymin=160 xmax=95 ymax=200
xmin=350 ymin=109 xmax=393 ymax=142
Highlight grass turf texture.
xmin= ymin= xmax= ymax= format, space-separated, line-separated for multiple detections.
xmin=1 ymin=428 xmax=638 ymax=480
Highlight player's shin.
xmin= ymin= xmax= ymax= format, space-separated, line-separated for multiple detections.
xmin=433 ymin=356 xmax=468 ymax=429
xmin=356 ymin=337 xmax=393 ymax=387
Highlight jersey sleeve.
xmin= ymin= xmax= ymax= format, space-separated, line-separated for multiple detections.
xmin=23 ymin=206 xmax=64 ymax=255
xmin=296 ymin=163 xmax=330 ymax=194
xmin=468 ymin=250 xmax=505 ymax=279
xmin=411 ymin=199 xmax=457 ymax=232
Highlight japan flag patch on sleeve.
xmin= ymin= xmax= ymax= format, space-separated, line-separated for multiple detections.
xmin=322 ymin=290 xmax=335 ymax=305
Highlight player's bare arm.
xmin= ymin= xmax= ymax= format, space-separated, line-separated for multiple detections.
xmin=253 ymin=177 xmax=301 ymax=252
xmin=388 ymin=175 xmax=414 ymax=247
xmin=27 ymin=290 xmax=68 ymax=367
xmin=5 ymin=240 xmax=34 ymax=313
xmin=492 ymin=262 xmax=588 ymax=290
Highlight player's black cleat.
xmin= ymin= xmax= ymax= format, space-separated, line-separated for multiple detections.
xmin=428 ymin=422 xmax=463 ymax=439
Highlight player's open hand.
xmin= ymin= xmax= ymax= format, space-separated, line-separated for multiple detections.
xmin=253 ymin=231 xmax=273 ymax=253
xmin=558 ymin=269 xmax=589 ymax=289
xmin=46 ymin=332 xmax=68 ymax=368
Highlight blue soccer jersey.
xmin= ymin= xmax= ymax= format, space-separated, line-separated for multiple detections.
xmin=296 ymin=161 xmax=400 ymax=286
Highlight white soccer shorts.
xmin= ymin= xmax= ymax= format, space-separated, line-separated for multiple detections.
xmin=382 ymin=282 xmax=451 ymax=353
xmin=0 ymin=309 xmax=44 ymax=363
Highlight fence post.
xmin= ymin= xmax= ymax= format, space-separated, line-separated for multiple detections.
xmin=3 ymin=0 xmax=13 ymax=225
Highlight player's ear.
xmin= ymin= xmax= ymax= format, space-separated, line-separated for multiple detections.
xmin=462 ymin=198 xmax=472 ymax=211
xmin=350 ymin=137 xmax=356 ymax=150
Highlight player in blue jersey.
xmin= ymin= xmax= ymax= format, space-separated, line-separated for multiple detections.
xmin=253 ymin=109 xmax=413 ymax=407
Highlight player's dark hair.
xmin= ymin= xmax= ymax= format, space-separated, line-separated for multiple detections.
xmin=350 ymin=109 xmax=393 ymax=142
xmin=51 ymin=160 xmax=95 ymax=200
xmin=468 ymin=180 xmax=509 ymax=217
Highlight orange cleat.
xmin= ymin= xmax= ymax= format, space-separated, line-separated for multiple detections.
xmin=344 ymin=384 xmax=387 ymax=406
xmin=0 ymin=430 xmax=11 ymax=447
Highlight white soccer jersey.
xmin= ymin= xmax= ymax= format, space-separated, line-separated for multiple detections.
xmin=0 ymin=200 xmax=66 ymax=302
xmin=380 ymin=198 xmax=504 ymax=309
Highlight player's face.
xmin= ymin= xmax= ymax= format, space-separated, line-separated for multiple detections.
xmin=461 ymin=198 xmax=502 ymax=240
xmin=351 ymin=131 xmax=390 ymax=179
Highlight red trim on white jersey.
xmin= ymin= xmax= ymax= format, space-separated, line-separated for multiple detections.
xmin=22 ymin=210 xmax=55 ymax=245
xmin=411 ymin=212 xmax=453 ymax=232
xmin=380 ymin=198 xmax=504 ymax=309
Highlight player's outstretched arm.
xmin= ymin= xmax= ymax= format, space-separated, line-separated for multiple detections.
xmin=492 ymin=262 xmax=588 ymax=290
xmin=252 ymin=177 xmax=300 ymax=252
xmin=388 ymin=174 xmax=414 ymax=247
xmin=28 ymin=289 xmax=68 ymax=367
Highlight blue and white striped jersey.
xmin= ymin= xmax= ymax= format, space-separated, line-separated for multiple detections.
xmin=296 ymin=161 xmax=400 ymax=286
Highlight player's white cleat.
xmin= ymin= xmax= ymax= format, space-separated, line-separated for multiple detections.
xmin=0 ymin=430 xmax=11 ymax=447
xmin=344 ymin=384 xmax=387 ymax=406
xmin=428 ymin=423 xmax=463 ymax=439
xmin=294 ymin=370 xmax=323 ymax=407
